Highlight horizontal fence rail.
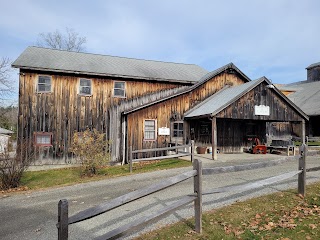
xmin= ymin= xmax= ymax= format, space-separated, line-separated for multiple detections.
xmin=129 ymin=141 xmax=195 ymax=172
xmin=68 ymin=170 xmax=197 ymax=225
xmin=203 ymin=170 xmax=302 ymax=195
xmin=202 ymin=156 xmax=295 ymax=175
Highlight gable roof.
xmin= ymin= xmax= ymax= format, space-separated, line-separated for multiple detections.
xmin=123 ymin=62 xmax=251 ymax=115
xmin=184 ymin=77 xmax=308 ymax=120
xmin=12 ymin=46 xmax=208 ymax=84
xmin=282 ymin=81 xmax=320 ymax=116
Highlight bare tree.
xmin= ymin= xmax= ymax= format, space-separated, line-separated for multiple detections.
xmin=37 ymin=28 xmax=86 ymax=52
xmin=0 ymin=57 xmax=14 ymax=100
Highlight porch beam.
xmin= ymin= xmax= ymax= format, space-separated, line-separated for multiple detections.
xmin=211 ymin=116 xmax=217 ymax=160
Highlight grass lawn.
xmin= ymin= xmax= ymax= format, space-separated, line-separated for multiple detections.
xmin=19 ymin=159 xmax=192 ymax=190
xmin=136 ymin=182 xmax=320 ymax=240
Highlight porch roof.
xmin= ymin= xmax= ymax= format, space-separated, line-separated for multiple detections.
xmin=184 ymin=77 xmax=309 ymax=120
xmin=184 ymin=78 xmax=262 ymax=118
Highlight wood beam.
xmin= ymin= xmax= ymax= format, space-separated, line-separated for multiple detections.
xmin=212 ymin=117 xmax=217 ymax=160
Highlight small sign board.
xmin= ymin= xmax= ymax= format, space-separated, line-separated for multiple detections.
xmin=254 ymin=105 xmax=270 ymax=116
xmin=158 ymin=127 xmax=170 ymax=136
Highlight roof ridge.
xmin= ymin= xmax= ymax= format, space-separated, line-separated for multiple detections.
xmin=27 ymin=46 xmax=205 ymax=67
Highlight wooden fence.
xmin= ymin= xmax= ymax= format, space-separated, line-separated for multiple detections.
xmin=57 ymin=144 xmax=319 ymax=239
xmin=129 ymin=141 xmax=194 ymax=173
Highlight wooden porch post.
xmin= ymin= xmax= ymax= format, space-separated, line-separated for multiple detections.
xmin=212 ymin=116 xmax=217 ymax=160
xmin=301 ymin=120 xmax=306 ymax=144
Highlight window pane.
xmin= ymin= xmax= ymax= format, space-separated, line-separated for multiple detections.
xmin=80 ymin=79 xmax=91 ymax=86
xmin=144 ymin=120 xmax=156 ymax=140
xmin=114 ymin=82 xmax=125 ymax=89
xmin=114 ymin=89 xmax=125 ymax=97
xmin=39 ymin=76 xmax=51 ymax=84
xmin=38 ymin=85 xmax=46 ymax=92
xmin=38 ymin=76 xmax=51 ymax=92
xmin=80 ymin=86 xmax=91 ymax=94
xmin=36 ymin=135 xmax=51 ymax=145
xmin=178 ymin=123 xmax=183 ymax=130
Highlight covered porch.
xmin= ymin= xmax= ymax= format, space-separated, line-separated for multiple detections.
xmin=184 ymin=77 xmax=308 ymax=160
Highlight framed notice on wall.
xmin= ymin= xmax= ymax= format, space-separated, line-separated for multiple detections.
xmin=158 ymin=127 xmax=170 ymax=136
xmin=254 ymin=105 xmax=270 ymax=116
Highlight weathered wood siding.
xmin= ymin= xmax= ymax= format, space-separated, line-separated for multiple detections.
xmin=17 ymin=70 xmax=183 ymax=162
xmin=127 ymin=72 xmax=247 ymax=152
xmin=216 ymin=82 xmax=304 ymax=122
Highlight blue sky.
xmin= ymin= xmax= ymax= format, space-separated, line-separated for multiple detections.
xmin=1 ymin=0 xmax=320 ymax=105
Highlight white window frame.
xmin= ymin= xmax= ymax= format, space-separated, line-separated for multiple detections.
xmin=144 ymin=119 xmax=157 ymax=141
xmin=34 ymin=132 xmax=52 ymax=147
xmin=37 ymin=75 xmax=52 ymax=93
xmin=79 ymin=78 xmax=92 ymax=96
xmin=113 ymin=81 xmax=126 ymax=98
xmin=172 ymin=121 xmax=184 ymax=138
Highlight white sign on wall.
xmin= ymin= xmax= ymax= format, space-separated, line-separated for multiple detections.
xmin=158 ymin=127 xmax=170 ymax=136
xmin=254 ymin=105 xmax=270 ymax=116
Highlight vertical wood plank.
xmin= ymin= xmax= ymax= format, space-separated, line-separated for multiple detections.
xmin=193 ymin=159 xmax=202 ymax=233
xmin=298 ymin=143 xmax=307 ymax=197
xmin=129 ymin=146 xmax=133 ymax=173
xmin=58 ymin=199 xmax=68 ymax=240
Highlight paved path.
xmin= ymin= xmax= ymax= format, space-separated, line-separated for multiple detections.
xmin=1 ymin=153 xmax=320 ymax=240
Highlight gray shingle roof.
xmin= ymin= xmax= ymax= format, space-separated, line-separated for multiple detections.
xmin=12 ymin=46 xmax=208 ymax=83
xmin=0 ymin=127 xmax=14 ymax=135
xmin=284 ymin=81 xmax=320 ymax=116
xmin=306 ymin=62 xmax=320 ymax=69
xmin=184 ymin=78 xmax=263 ymax=118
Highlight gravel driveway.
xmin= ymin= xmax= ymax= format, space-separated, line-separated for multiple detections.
xmin=1 ymin=153 xmax=319 ymax=240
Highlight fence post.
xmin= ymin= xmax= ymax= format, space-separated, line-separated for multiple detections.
xmin=298 ymin=143 xmax=307 ymax=197
xmin=191 ymin=140 xmax=194 ymax=162
xmin=193 ymin=159 xmax=202 ymax=233
xmin=58 ymin=199 xmax=68 ymax=240
xmin=129 ymin=146 xmax=133 ymax=173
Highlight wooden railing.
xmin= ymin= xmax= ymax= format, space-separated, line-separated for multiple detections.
xmin=129 ymin=141 xmax=194 ymax=173
xmin=57 ymin=144 xmax=319 ymax=239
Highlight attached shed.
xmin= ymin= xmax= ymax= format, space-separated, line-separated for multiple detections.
xmin=184 ymin=77 xmax=308 ymax=159
xmin=122 ymin=71 xmax=308 ymax=162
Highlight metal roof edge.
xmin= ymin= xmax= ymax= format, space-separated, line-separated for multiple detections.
xmin=13 ymin=66 xmax=197 ymax=84
xmin=123 ymin=63 xmax=253 ymax=116
xmin=122 ymin=87 xmax=190 ymax=115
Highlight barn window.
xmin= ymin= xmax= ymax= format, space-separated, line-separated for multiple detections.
xmin=79 ymin=78 xmax=92 ymax=95
xmin=34 ymin=132 xmax=52 ymax=146
xmin=37 ymin=75 xmax=51 ymax=93
xmin=144 ymin=119 xmax=156 ymax=140
xmin=114 ymin=81 xmax=126 ymax=97
xmin=172 ymin=122 xmax=184 ymax=137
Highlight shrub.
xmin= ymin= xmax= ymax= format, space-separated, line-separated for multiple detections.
xmin=0 ymin=151 xmax=31 ymax=190
xmin=70 ymin=128 xmax=111 ymax=176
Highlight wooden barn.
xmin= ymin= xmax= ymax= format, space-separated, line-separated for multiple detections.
xmin=12 ymin=47 xmax=309 ymax=164
xmin=12 ymin=46 xmax=207 ymax=163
